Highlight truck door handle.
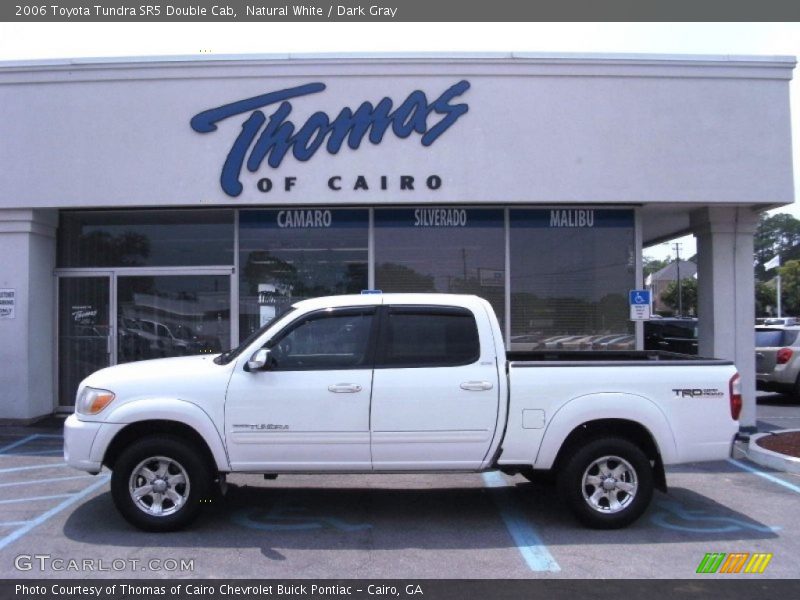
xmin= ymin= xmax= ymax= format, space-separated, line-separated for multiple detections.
xmin=460 ymin=381 xmax=493 ymax=391
xmin=328 ymin=383 xmax=362 ymax=393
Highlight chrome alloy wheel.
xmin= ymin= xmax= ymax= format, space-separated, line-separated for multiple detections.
xmin=128 ymin=455 xmax=191 ymax=517
xmin=581 ymin=455 xmax=638 ymax=514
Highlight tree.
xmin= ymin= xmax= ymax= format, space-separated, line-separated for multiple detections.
xmin=777 ymin=260 xmax=800 ymax=316
xmin=755 ymin=281 xmax=778 ymax=316
xmin=754 ymin=213 xmax=800 ymax=282
xmin=643 ymin=256 xmax=669 ymax=278
xmin=661 ymin=278 xmax=698 ymax=316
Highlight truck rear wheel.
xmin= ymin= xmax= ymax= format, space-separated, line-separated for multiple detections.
xmin=557 ymin=437 xmax=653 ymax=529
xmin=110 ymin=436 xmax=212 ymax=532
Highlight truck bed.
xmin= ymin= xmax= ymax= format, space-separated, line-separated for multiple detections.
xmin=506 ymin=350 xmax=733 ymax=366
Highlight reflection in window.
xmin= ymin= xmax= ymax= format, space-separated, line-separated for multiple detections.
xmin=117 ymin=275 xmax=231 ymax=364
xmin=379 ymin=310 xmax=480 ymax=367
xmin=268 ymin=311 xmax=374 ymax=370
xmin=238 ymin=209 xmax=369 ymax=342
xmin=509 ymin=209 xmax=635 ymax=351
xmin=58 ymin=210 xmax=234 ymax=268
xmin=374 ymin=209 xmax=505 ymax=329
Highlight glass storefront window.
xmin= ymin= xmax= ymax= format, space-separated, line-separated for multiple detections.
xmin=238 ymin=209 xmax=369 ymax=341
xmin=374 ymin=208 xmax=506 ymax=329
xmin=58 ymin=210 xmax=234 ymax=268
xmin=117 ymin=275 xmax=231 ymax=364
xmin=509 ymin=209 xmax=635 ymax=351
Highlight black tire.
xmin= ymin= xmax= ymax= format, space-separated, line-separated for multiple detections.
xmin=520 ymin=468 xmax=556 ymax=485
xmin=111 ymin=435 xmax=213 ymax=532
xmin=557 ymin=437 xmax=654 ymax=529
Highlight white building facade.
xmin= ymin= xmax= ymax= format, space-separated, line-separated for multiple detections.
xmin=0 ymin=53 xmax=795 ymax=430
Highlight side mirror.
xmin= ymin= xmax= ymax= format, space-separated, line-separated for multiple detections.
xmin=246 ymin=348 xmax=270 ymax=372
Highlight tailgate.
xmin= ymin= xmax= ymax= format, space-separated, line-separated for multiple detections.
xmin=755 ymin=348 xmax=778 ymax=375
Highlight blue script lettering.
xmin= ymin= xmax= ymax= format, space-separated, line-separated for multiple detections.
xmin=190 ymin=81 xmax=470 ymax=197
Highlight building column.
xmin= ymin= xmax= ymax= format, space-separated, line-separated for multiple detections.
xmin=690 ymin=206 xmax=759 ymax=433
xmin=0 ymin=209 xmax=58 ymax=421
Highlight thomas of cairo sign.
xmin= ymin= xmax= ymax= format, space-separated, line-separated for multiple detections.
xmin=190 ymin=81 xmax=470 ymax=197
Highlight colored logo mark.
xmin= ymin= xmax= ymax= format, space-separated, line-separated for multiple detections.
xmin=696 ymin=552 xmax=773 ymax=574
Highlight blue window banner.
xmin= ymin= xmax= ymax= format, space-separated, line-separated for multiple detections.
xmin=239 ymin=208 xmax=369 ymax=229
xmin=375 ymin=208 xmax=504 ymax=228
xmin=510 ymin=209 xmax=634 ymax=228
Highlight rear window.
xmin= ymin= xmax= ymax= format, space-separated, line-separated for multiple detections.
xmin=378 ymin=307 xmax=480 ymax=368
xmin=756 ymin=329 xmax=799 ymax=347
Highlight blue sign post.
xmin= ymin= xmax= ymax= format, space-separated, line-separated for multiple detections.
xmin=629 ymin=290 xmax=652 ymax=320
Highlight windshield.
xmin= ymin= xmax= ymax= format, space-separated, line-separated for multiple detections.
xmin=214 ymin=306 xmax=297 ymax=365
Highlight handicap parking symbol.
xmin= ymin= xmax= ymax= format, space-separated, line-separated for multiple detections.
xmin=650 ymin=499 xmax=779 ymax=533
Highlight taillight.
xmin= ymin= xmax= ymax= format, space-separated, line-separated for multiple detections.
xmin=776 ymin=347 xmax=793 ymax=365
xmin=729 ymin=373 xmax=742 ymax=421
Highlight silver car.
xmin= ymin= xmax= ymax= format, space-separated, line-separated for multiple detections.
xmin=755 ymin=326 xmax=800 ymax=399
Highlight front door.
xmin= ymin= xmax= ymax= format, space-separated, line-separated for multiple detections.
xmin=57 ymin=276 xmax=112 ymax=406
xmin=225 ymin=306 xmax=376 ymax=471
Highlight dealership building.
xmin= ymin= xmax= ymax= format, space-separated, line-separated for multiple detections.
xmin=0 ymin=53 xmax=795 ymax=430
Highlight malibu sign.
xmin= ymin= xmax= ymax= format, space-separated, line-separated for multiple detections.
xmin=190 ymin=81 xmax=471 ymax=197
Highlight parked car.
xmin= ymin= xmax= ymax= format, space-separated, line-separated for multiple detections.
xmin=762 ymin=317 xmax=800 ymax=326
xmin=65 ymin=293 xmax=740 ymax=532
xmin=755 ymin=325 xmax=800 ymax=398
xmin=644 ymin=318 xmax=698 ymax=355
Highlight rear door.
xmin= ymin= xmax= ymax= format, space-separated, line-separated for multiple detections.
xmin=370 ymin=304 xmax=501 ymax=470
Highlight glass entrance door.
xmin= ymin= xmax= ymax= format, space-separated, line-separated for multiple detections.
xmin=58 ymin=276 xmax=112 ymax=406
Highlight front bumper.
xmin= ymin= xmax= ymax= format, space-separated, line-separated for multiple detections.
xmin=63 ymin=414 xmax=103 ymax=474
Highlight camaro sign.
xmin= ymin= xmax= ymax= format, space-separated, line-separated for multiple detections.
xmin=190 ymin=80 xmax=471 ymax=197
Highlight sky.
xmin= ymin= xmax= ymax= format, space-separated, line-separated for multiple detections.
xmin=1 ymin=21 xmax=798 ymax=261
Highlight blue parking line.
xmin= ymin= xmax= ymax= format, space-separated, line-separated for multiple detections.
xmin=0 ymin=494 xmax=73 ymax=505
xmin=0 ymin=463 xmax=68 ymax=474
xmin=0 ymin=521 xmax=32 ymax=527
xmin=727 ymin=458 xmax=800 ymax=494
xmin=482 ymin=471 xmax=561 ymax=572
xmin=0 ymin=435 xmax=39 ymax=455
xmin=0 ymin=475 xmax=110 ymax=551
xmin=0 ymin=475 xmax=93 ymax=488
xmin=13 ymin=450 xmax=63 ymax=456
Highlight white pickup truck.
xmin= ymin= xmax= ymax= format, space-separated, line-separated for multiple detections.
xmin=64 ymin=293 xmax=741 ymax=532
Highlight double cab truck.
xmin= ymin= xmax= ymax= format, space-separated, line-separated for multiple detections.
xmin=64 ymin=294 xmax=741 ymax=531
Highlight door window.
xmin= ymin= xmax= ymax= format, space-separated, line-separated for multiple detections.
xmin=266 ymin=309 xmax=375 ymax=370
xmin=377 ymin=308 xmax=480 ymax=368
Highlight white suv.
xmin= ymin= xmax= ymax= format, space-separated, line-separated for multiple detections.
xmin=755 ymin=326 xmax=800 ymax=399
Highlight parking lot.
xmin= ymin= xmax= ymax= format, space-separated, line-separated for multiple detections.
xmin=0 ymin=398 xmax=798 ymax=580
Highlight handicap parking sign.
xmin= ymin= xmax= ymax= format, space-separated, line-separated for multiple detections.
xmin=629 ymin=290 xmax=651 ymax=320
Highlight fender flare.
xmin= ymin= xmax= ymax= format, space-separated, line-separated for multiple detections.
xmin=92 ymin=398 xmax=230 ymax=471
xmin=533 ymin=392 xmax=678 ymax=470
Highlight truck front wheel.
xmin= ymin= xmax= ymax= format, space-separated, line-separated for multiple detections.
xmin=557 ymin=437 xmax=654 ymax=529
xmin=110 ymin=436 xmax=212 ymax=532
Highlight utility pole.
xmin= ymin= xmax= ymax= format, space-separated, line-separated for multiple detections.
xmin=672 ymin=242 xmax=683 ymax=317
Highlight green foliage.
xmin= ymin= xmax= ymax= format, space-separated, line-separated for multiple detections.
xmin=776 ymin=259 xmax=800 ymax=316
xmin=643 ymin=256 xmax=669 ymax=278
xmin=755 ymin=280 xmax=778 ymax=316
xmin=755 ymin=213 xmax=800 ymax=282
xmin=661 ymin=278 xmax=697 ymax=316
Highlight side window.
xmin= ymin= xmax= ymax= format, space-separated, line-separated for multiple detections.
xmin=378 ymin=308 xmax=480 ymax=368
xmin=267 ymin=309 xmax=375 ymax=370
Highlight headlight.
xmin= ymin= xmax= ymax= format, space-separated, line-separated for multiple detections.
xmin=76 ymin=387 xmax=116 ymax=415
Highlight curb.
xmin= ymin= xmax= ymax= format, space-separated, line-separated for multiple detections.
xmin=747 ymin=429 xmax=800 ymax=474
